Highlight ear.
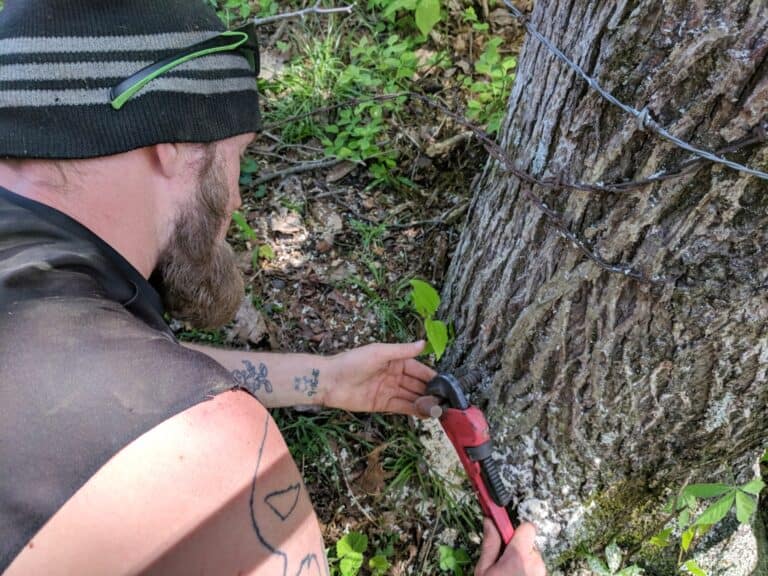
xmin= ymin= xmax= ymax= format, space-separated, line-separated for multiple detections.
xmin=153 ymin=142 xmax=184 ymax=179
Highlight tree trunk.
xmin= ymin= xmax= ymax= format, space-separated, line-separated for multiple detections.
xmin=441 ymin=0 xmax=768 ymax=565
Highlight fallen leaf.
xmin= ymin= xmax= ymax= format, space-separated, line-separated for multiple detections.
xmin=325 ymin=160 xmax=357 ymax=183
xmin=270 ymin=210 xmax=305 ymax=235
xmin=225 ymin=297 xmax=269 ymax=345
xmin=357 ymin=445 xmax=392 ymax=495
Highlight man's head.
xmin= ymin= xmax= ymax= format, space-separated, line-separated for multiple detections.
xmin=0 ymin=0 xmax=261 ymax=328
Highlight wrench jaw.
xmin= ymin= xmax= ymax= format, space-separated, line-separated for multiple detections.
xmin=426 ymin=374 xmax=470 ymax=410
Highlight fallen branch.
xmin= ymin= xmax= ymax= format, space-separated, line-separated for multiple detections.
xmin=250 ymin=158 xmax=343 ymax=186
xmin=252 ymin=1 xmax=354 ymax=27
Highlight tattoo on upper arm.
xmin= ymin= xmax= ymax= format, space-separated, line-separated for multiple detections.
xmin=265 ymin=483 xmax=301 ymax=521
xmin=293 ymin=369 xmax=320 ymax=397
xmin=232 ymin=360 xmax=273 ymax=393
xmin=249 ymin=419 xmax=330 ymax=576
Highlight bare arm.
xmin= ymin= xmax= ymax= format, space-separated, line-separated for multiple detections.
xmin=185 ymin=341 xmax=437 ymax=416
xmin=184 ymin=342 xmax=331 ymax=408
xmin=7 ymin=390 xmax=328 ymax=576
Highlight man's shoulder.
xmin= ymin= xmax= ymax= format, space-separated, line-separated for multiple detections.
xmin=3 ymin=294 xmax=231 ymax=388
xmin=4 ymin=391 xmax=324 ymax=576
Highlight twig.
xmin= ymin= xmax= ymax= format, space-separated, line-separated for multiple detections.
xmin=250 ymin=158 xmax=342 ymax=186
xmin=389 ymin=202 xmax=469 ymax=230
xmin=252 ymin=1 xmax=354 ymax=27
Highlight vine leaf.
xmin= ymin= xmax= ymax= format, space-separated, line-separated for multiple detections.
xmin=735 ymin=490 xmax=757 ymax=524
xmin=409 ymin=279 xmax=440 ymax=318
xmin=414 ymin=0 xmax=441 ymax=36
xmin=694 ymin=491 xmax=735 ymax=526
xmin=741 ymin=478 xmax=765 ymax=495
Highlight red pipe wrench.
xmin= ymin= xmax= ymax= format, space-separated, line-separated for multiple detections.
xmin=426 ymin=372 xmax=515 ymax=544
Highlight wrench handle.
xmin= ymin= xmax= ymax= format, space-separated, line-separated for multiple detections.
xmin=439 ymin=407 xmax=515 ymax=545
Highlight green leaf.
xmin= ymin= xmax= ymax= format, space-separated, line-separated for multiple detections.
xmin=368 ymin=554 xmax=390 ymax=575
xmin=231 ymin=211 xmax=257 ymax=240
xmin=605 ymin=541 xmax=622 ymax=573
xmin=337 ymin=532 xmax=368 ymax=576
xmin=438 ymin=545 xmax=456 ymax=570
xmin=337 ymin=531 xmax=368 ymax=556
xmin=681 ymin=527 xmax=696 ymax=552
xmin=409 ymin=279 xmax=440 ymax=318
xmin=438 ymin=546 xmax=469 ymax=576
xmin=761 ymin=448 xmax=767 ymax=463
xmin=740 ymin=478 xmax=765 ymax=495
xmin=339 ymin=555 xmax=364 ymax=576
xmin=649 ymin=527 xmax=673 ymax=547
xmin=684 ymin=484 xmax=732 ymax=499
xmin=682 ymin=559 xmax=707 ymax=576
xmin=735 ymin=490 xmax=757 ymax=524
xmin=258 ymin=244 xmax=275 ymax=261
xmin=694 ymin=491 xmax=735 ymax=526
xmin=414 ymin=0 xmax=441 ymax=36
xmin=425 ymin=318 xmax=448 ymax=361
xmin=240 ymin=156 xmax=260 ymax=174
xmin=585 ymin=555 xmax=611 ymax=575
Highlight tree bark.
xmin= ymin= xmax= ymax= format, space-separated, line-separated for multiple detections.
xmin=441 ymin=0 xmax=768 ymax=564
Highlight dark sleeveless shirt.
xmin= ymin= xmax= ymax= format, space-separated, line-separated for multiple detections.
xmin=0 ymin=187 xmax=234 ymax=569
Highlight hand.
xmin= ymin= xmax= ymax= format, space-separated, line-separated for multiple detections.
xmin=322 ymin=341 xmax=437 ymax=416
xmin=475 ymin=519 xmax=546 ymax=576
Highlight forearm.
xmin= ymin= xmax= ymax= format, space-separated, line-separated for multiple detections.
xmin=184 ymin=343 xmax=332 ymax=409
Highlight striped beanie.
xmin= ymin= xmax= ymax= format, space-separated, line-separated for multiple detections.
xmin=0 ymin=0 xmax=261 ymax=159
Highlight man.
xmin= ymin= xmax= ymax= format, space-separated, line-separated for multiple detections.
xmin=0 ymin=1 xmax=546 ymax=574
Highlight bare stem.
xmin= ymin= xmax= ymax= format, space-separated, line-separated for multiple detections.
xmin=252 ymin=1 xmax=354 ymax=27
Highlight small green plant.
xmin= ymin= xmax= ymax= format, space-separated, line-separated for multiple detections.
xmin=239 ymin=156 xmax=260 ymax=186
xmin=329 ymin=530 xmax=395 ymax=576
xmin=231 ymin=211 xmax=273 ymax=268
xmin=373 ymin=0 xmax=443 ymax=36
xmin=335 ymin=531 xmax=368 ymax=576
xmin=463 ymin=37 xmax=517 ymax=134
xmin=350 ymin=219 xmax=387 ymax=251
xmin=408 ymin=279 xmax=449 ymax=360
xmin=438 ymin=545 xmax=471 ymax=576
xmin=645 ymin=477 xmax=765 ymax=575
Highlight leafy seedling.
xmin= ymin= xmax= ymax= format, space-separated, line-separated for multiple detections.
xmin=409 ymin=279 xmax=449 ymax=360
xmin=438 ymin=545 xmax=471 ymax=576
xmin=336 ymin=531 xmax=368 ymax=576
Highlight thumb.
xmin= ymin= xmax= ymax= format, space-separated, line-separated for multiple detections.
xmin=475 ymin=518 xmax=501 ymax=576
xmin=379 ymin=340 xmax=426 ymax=360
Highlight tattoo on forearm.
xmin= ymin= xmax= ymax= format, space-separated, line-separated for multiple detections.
xmin=293 ymin=369 xmax=320 ymax=397
xmin=232 ymin=360 xmax=273 ymax=393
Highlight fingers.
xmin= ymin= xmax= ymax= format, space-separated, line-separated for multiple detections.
xmin=414 ymin=395 xmax=442 ymax=418
xmin=385 ymin=397 xmax=423 ymax=417
xmin=400 ymin=374 xmax=428 ymax=395
xmin=475 ymin=518 xmax=502 ymax=576
xmin=502 ymin=523 xmax=537 ymax=557
xmin=500 ymin=523 xmax=546 ymax=576
xmin=404 ymin=357 xmax=437 ymax=383
xmin=377 ymin=341 xmax=427 ymax=362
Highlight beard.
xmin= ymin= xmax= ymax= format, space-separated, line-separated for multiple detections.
xmin=155 ymin=147 xmax=244 ymax=329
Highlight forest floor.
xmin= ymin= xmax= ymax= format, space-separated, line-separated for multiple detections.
xmin=181 ymin=1 xmax=526 ymax=574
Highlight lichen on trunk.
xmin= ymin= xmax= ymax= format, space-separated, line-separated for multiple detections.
xmin=440 ymin=0 xmax=768 ymax=566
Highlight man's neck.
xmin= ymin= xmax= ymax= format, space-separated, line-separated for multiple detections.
xmin=0 ymin=160 xmax=161 ymax=278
